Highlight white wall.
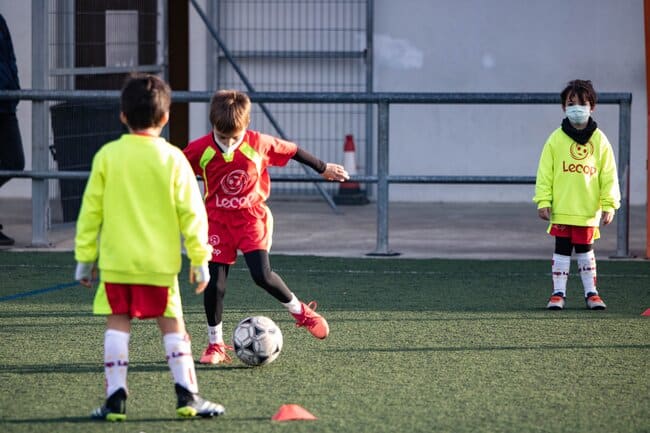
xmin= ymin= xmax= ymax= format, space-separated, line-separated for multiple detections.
xmin=0 ymin=2 xmax=32 ymax=198
xmin=2 ymin=0 xmax=647 ymax=205
xmin=373 ymin=0 xmax=646 ymax=204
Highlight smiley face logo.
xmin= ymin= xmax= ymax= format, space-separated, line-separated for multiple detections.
xmin=569 ymin=141 xmax=593 ymax=161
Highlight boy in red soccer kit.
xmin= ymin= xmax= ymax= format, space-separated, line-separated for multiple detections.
xmin=533 ymin=79 xmax=620 ymax=310
xmin=75 ymin=74 xmax=224 ymax=420
xmin=183 ymin=90 xmax=349 ymax=364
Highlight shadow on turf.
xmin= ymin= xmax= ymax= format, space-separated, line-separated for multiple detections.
xmin=321 ymin=313 xmax=633 ymax=322
xmin=0 ymin=362 xmax=171 ymax=374
xmin=1 ymin=361 xmax=253 ymax=374
xmin=331 ymin=343 xmax=650 ymax=353
xmin=2 ymin=415 xmax=251 ymax=424
xmin=196 ymin=364 xmax=250 ymax=370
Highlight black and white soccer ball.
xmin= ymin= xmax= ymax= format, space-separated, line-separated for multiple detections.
xmin=232 ymin=316 xmax=283 ymax=366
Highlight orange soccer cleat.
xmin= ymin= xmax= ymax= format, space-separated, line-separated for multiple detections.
xmin=585 ymin=292 xmax=606 ymax=310
xmin=291 ymin=301 xmax=329 ymax=339
xmin=199 ymin=342 xmax=234 ymax=364
xmin=546 ymin=293 xmax=566 ymax=310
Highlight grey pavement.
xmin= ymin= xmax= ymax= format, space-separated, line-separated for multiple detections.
xmin=0 ymin=197 xmax=647 ymax=260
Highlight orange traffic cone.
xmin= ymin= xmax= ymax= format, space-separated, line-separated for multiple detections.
xmin=271 ymin=404 xmax=318 ymax=421
xmin=333 ymin=135 xmax=369 ymax=205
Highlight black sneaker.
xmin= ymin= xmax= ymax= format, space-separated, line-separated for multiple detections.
xmin=91 ymin=388 xmax=127 ymax=421
xmin=0 ymin=225 xmax=14 ymax=246
xmin=175 ymin=384 xmax=225 ymax=418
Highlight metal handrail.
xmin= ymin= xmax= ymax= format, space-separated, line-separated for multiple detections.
xmin=0 ymin=89 xmax=632 ymax=257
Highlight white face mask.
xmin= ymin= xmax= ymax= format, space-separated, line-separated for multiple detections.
xmin=565 ymin=105 xmax=590 ymax=125
xmin=213 ymin=131 xmax=245 ymax=154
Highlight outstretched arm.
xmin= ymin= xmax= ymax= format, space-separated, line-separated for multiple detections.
xmin=292 ymin=147 xmax=349 ymax=181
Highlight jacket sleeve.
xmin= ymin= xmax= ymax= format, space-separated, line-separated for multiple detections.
xmin=174 ymin=153 xmax=212 ymax=266
xmin=598 ymin=133 xmax=621 ymax=212
xmin=74 ymin=152 xmax=105 ymax=263
xmin=532 ymin=138 xmax=554 ymax=209
xmin=182 ymin=140 xmax=202 ymax=175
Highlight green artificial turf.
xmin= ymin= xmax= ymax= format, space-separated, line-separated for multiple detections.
xmin=0 ymin=252 xmax=648 ymax=433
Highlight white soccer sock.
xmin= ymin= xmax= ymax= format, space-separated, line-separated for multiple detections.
xmin=282 ymin=293 xmax=303 ymax=314
xmin=208 ymin=323 xmax=223 ymax=345
xmin=551 ymin=254 xmax=571 ymax=296
xmin=576 ymin=251 xmax=597 ymax=296
xmin=104 ymin=329 xmax=130 ymax=397
xmin=164 ymin=332 xmax=198 ymax=394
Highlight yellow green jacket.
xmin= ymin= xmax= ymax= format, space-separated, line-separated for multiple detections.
xmin=533 ymin=127 xmax=620 ymax=227
xmin=74 ymin=134 xmax=211 ymax=287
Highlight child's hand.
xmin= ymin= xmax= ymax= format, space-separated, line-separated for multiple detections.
xmin=321 ymin=163 xmax=350 ymax=182
xmin=538 ymin=208 xmax=551 ymax=221
xmin=75 ymin=262 xmax=97 ymax=288
xmin=601 ymin=211 xmax=614 ymax=225
xmin=190 ymin=264 xmax=210 ymax=294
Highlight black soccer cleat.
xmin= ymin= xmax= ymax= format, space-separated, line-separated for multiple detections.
xmin=175 ymin=384 xmax=225 ymax=418
xmin=91 ymin=388 xmax=127 ymax=421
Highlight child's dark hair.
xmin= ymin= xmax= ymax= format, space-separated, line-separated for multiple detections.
xmin=560 ymin=79 xmax=597 ymax=109
xmin=209 ymin=90 xmax=251 ymax=134
xmin=120 ymin=73 xmax=171 ymax=130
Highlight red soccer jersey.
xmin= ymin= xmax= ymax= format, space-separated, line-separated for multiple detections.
xmin=183 ymin=130 xmax=298 ymax=217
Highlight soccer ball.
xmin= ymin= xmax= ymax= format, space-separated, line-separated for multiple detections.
xmin=232 ymin=316 xmax=283 ymax=366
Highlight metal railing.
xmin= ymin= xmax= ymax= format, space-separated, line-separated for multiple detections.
xmin=0 ymin=90 xmax=632 ymax=257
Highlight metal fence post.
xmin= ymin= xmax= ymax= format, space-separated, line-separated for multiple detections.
xmin=368 ymin=101 xmax=399 ymax=256
xmin=615 ymin=98 xmax=632 ymax=258
xmin=31 ymin=0 xmax=50 ymax=247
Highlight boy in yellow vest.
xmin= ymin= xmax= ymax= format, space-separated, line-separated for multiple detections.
xmin=75 ymin=74 xmax=224 ymax=420
xmin=533 ymin=79 xmax=620 ymax=310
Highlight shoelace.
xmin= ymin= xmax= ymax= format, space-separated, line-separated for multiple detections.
xmin=206 ymin=343 xmax=233 ymax=362
xmin=295 ymin=301 xmax=319 ymax=327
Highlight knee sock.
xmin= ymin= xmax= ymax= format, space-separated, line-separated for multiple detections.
xmin=104 ymin=329 xmax=130 ymax=397
xmin=576 ymin=251 xmax=597 ymax=296
xmin=551 ymin=254 xmax=571 ymax=296
xmin=164 ymin=332 xmax=198 ymax=394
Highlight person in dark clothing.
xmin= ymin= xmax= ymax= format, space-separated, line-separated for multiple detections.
xmin=0 ymin=14 xmax=25 ymax=246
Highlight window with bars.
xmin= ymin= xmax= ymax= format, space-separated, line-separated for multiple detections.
xmin=208 ymin=0 xmax=372 ymax=198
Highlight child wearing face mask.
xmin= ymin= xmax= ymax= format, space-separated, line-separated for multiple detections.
xmin=533 ymin=79 xmax=620 ymax=310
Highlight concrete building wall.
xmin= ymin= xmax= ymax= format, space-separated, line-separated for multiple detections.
xmin=1 ymin=0 xmax=647 ymax=205
xmin=370 ymin=0 xmax=646 ymax=204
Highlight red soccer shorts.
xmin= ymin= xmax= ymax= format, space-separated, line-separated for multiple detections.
xmin=550 ymin=224 xmax=596 ymax=244
xmin=104 ymin=283 xmax=169 ymax=319
xmin=208 ymin=204 xmax=273 ymax=264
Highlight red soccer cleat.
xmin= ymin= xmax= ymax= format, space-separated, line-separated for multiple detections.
xmin=291 ymin=301 xmax=329 ymax=339
xmin=199 ymin=342 xmax=234 ymax=364
xmin=546 ymin=293 xmax=566 ymax=310
xmin=585 ymin=292 xmax=606 ymax=310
